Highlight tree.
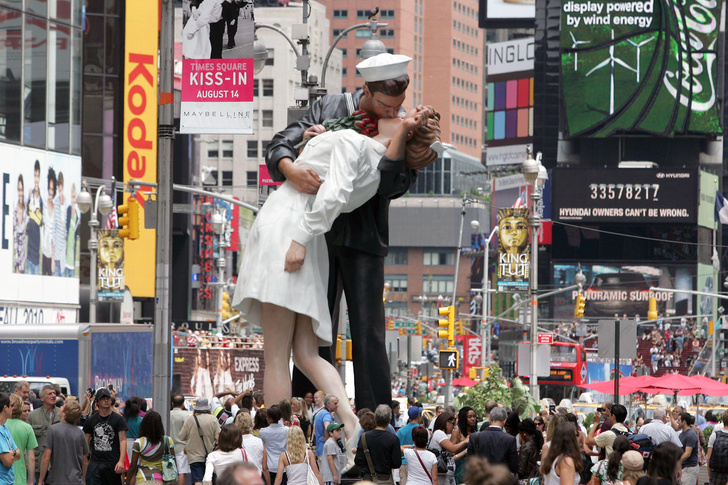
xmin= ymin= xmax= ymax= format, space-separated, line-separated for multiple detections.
xmin=453 ymin=364 xmax=541 ymax=418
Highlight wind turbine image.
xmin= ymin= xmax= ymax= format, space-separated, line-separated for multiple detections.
xmin=585 ymin=30 xmax=636 ymax=114
xmin=627 ymin=34 xmax=656 ymax=82
xmin=569 ymin=31 xmax=590 ymax=71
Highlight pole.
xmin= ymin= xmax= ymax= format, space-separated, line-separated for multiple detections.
xmin=529 ymin=190 xmax=541 ymax=401
xmin=216 ymin=246 xmax=225 ymax=329
xmin=88 ymin=212 xmax=98 ymax=324
xmin=446 ymin=195 xmax=468 ymax=408
xmin=153 ymin=0 xmax=174 ymax=429
xmin=614 ymin=320 xmax=620 ymax=402
xmin=407 ymin=335 xmax=412 ymax=398
xmin=445 ymin=369 xmax=453 ymax=407
xmin=481 ymin=226 xmax=499 ymax=370
xmin=713 ymin=227 xmax=718 ymax=378
xmin=714 ymin=316 xmax=719 ymax=377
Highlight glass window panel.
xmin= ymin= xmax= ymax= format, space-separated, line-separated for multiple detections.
xmin=246 ymin=171 xmax=257 ymax=187
xmin=104 ymin=77 xmax=118 ymax=134
xmin=207 ymin=142 xmax=219 ymax=158
xmin=263 ymin=79 xmax=273 ymax=96
xmin=0 ymin=7 xmax=22 ymax=143
xmin=71 ymin=29 xmax=82 ymax=155
xmin=106 ymin=0 xmax=119 ymax=14
xmin=27 ymin=0 xmax=47 ymax=17
xmin=262 ymin=110 xmax=273 ymax=127
xmin=84 ymin=14 xmax=104 ymax=73
xmin=52 ymin=0 xmax=73 ymax=23
xmin=82 ymin=134 xmax=103 ymax=178
xmin=221 ymin=140 xmax=233 ymax=158
xmin=222 ymin=170 xmax=233 ymax=185
xmin=247 ymin=140 xmax=257 ymax=158
xmin=85 ymin=0 xmax=104 ymax=13
xmin=102 ymin=134 xmax=116 ymax=179
xmin=48 ymin=22 xmax=72 ymax=151
xmin=25 ymin=16 xmax=48 ymax=148
xmin=83 ymin=76 xmax=103 ymax=135
xmin=105 ymin=16 xmax=119 ymax=74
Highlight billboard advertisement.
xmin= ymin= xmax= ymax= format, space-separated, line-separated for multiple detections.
xmin=92 ymin=331 xmax=153 ymax=401
xmin=173 ymin=347 xmax=264 ymax=397
xmin=97 ymin=229 xmax=125 ymax=301
xmin=0 ymin=144 xmax=81 ymax=322
xmin=486 ymin=38 xmax=534 ymax=167
xmin=497 ymin=208 xmax=530 ymax=291
xmin=124 ymin=0 xmax=158 ymax=298
xmin=553 ymin=263 xmax=696 ymax=319
xmin=179 ymin=0 xmax=255 ymax=134
xmin=0 ymin=339 xmax=79 ymax=378
xmin=552 ymin=168 xmax=697 ymax=223
xmin=698 ymin=171 xmax=719 ymax=229
xmin=479 ymin=0 xmax=535 ymax=28
xmin=560 ymin=0 xmax=722 ymax=137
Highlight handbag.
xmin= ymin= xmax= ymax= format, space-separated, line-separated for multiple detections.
xmin=427 ymin=447 xmax=453 ymax=474
xmin=304 ymin=450 xmax=319 ymax=485
xmin=161 ymin=436 xmax=179 ymax=482
xmin=361 ymin=432 xmax=395 ymax=485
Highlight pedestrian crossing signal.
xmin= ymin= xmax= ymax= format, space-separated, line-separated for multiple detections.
xmin=439 ymin=350 xmax=459 ymax=369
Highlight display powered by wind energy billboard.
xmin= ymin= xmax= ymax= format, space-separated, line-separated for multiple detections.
xmin=560 ymin=0 xmax=722 ymax=137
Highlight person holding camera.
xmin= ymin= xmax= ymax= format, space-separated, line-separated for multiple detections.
xmin=586 ymin=404 xmax=628 ymax=458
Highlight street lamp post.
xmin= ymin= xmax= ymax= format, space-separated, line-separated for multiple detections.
xmin=77 ymin=180 xmax=113 ymax=324
xmin=470 ymin=221 xmax=499 ymax=370
xmin=210 ymin=209 xmax=227 ymax=329
xmin=521 ymin=147 xmax=547 ymax=401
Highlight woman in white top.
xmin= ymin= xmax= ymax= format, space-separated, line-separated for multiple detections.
xmin=402 ymin=425 xmax=437 ymax=485
xmin=203 ymin=424 xmax=249 ymax=485
xmin=274 ymin=426 xmax=323 ymax=485
xmin=429 ymin=412 xmax=469 ymax=485
xmin=540 ymin=422 xmax=582 ymax=485
xmin=233 ymin=106 xmax=440 ymax=442
xmin=234 ymin=412 xmax=267 ymax=478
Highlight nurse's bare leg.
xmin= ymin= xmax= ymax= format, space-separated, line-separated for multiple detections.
xmin=260 ymin=302 xmax=296 ymax=407
xmin=291 ymin=315 xmax=358 ymax=439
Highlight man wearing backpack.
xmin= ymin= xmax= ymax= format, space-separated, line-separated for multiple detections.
xmin=707 ymin=410 xmax=728 ymax=485
xmin=639 ymin=407 xmax=682 ymax=447
xmin=586 ymin=403 xmax=629 ymax=457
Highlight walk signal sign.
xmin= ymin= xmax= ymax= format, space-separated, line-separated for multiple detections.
xmin=439 ymin=349 xmax=459 ymax=369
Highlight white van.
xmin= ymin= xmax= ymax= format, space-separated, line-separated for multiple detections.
xmin=0 ymin=376 xmax=72 ymax=398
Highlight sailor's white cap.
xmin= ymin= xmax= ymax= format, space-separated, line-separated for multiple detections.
xmin=356 ymin=53 xmax=412 ymax=82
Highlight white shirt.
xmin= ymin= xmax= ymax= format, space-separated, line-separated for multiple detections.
xmin=242 ymin=434 xmax=265 ymax=475
xmin=708 ymin=423 xmax=726 ymax=448
xmin=403 ymin=449 xmax=437 ymax=485
xmin=640 ymin=419 xmax=682 ymax=447
xmin=289 ymin=130 xmax=387 ymax=247
xmin=203 ymin=448 xmax=248 ymax=482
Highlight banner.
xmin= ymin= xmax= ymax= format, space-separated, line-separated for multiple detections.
xmin=97 ymin=229 xmax=124 ymax=301
xmin=461 ymin=335 xmax=483 ymax=374
xmin=0 ymin=145 xmax=81 ymax=320
xmin=497 ymin=208 xmax=530 ymax=291
xmin=123 ymin=0 xmax=158 ymax=297
xmin=173 ymin=347 xmax=264 ymax=397
xmin=179 ymin=0 xmax=255 ymax=133
xmin=561 ymin=0 xmax=722 ymax=137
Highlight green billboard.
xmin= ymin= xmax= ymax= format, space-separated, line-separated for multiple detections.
xmin=561 ymin=0 xmax=722 ymax=137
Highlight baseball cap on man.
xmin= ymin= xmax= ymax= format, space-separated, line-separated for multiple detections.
xmin=327 ymin=423 xmax=345 ymax=433
xmin=95 ymin=388 xmax=112 ymax=400
xmin=408 ymin=406 xmax=423 ymax=420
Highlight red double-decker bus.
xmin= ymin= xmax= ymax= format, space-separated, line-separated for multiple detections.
xmin=519 ymin=341 xmax=588 ymax=401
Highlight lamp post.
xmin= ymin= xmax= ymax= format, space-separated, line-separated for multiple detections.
xmin=470 ymin=220 xmax=499 ymax=370
xmin=521 ymin=147 xmax=548 ymax=400
xmin=77 ymin=180 xmax=113 ymax=324
xmin=210 ymin=208 xmax=227 ymax=329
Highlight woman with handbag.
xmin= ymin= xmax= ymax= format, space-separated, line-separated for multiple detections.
xmin=430 ymin=413 xmax=469 ymax=485
xmin=588 ymin=435 xmax=629 ymax=485
xmin=203 ymin=424 xmax=250 ymax=484
xmin=126 ymin=411 xmax=177 ymax=485
xmin=402 ymin=426 xmax=437 ymax=485
xmin=274 ymin=426 xmax=323 ymax=485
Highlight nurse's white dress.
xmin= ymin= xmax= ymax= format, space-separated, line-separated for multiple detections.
xmin=232 ymin=129 xmax=387 ymax=346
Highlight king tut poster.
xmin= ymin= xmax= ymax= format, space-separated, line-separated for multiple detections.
xmin=97 ymin=230 xmax=125 ymax=301
xmin=497 ymin=208 xmax=530 ymax=291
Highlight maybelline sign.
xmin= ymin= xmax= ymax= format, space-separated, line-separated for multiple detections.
xmin=551 ymin=168 xmax=697 ymax=223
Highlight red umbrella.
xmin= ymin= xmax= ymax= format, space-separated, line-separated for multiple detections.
xmin=580 ymin=375 xmax=657 ymax=396
xmin=452 ymin=376 xmax=476 ymax=387
xmin=684 ymin=375 xmax=728 ymax=397
xmin=636 ymin=374 xmax=705 ymax=395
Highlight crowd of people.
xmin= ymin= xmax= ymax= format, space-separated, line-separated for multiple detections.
xmin=175 ymin=330 xmax=264 ymax=350
xmin=3 ymin=378 xmax=727 ymax=485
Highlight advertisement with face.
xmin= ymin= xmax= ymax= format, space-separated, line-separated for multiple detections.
xmin=553 ymin=263 xmax=696 ymax=320
xmin=497 ymin=208 xmax=530 ymax=291
xmin=560 ymin=0 xmax=722 ymax=137
xmin=97 ymin=229 xmax=124 ymax=301
xmin=174 ymin=347 xmax=264 ymax=398
xmin=0 ymin=145 xmax=82 ymax=322
xmin=179 ymin=0 xmax=255 ymax=133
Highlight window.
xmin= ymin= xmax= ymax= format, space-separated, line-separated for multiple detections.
xmin=385 ymin=248 xmax=408 ymax=265
xmin=253 ymin=79 xmax=259 ymax=97
xmin=221 ymin=140 xmax=233 ymax=158
xmin=266 ymin=49 xmax=274 ymax=66
xmin=220 ymin=170 xmax=233 ymax=186
xmin=356 ymin=9 xmax=369 ymax=18
xmin=385 ymin=302 xmax=408 ymax=318
xmin=356 ymin=29 xmax=371 ymax=38
xmin=342 ymin=67 xmax=347 ymax=77
xmin=262 ymin=140 xmax=271 ymax=151
xmin=424 ymin=250 xmax=454 ymax=266
xmin=207 ymin=142 xmax=219 ymax=158
xmin=333 ymin=29 xmax=348 ymax=38
xmin=339 ymin=48 xmax=347 ymax=58
xmin=422 ymin=275 xmax=454 ymax=294
xmin=380 ymin=9 xmax=395 ymax=18
xmin=385 ymin=275 xmax=408 ymax=293
xmin=246 ymin=171 xmax=257 ymax=187
xmin=263 ymin=79 xmax=273 ymax=96
xmin=380 ymin=29 xmax=394 ymax=38
xmin=247 ymin=140 xmax=258 ymax=158
xmin=262 ymin=110 xmax=273 ymax=128
xmin=333 ymin=9 xmax=348 ymax=18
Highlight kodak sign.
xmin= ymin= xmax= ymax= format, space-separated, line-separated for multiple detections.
xmin=123 ymin=0 xmax=158 ymax=297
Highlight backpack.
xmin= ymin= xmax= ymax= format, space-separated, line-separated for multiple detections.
xmin=710 ymin=430 xmax=728 ymax=473
xmin=612 ymin=429 xmax=656 ymax=469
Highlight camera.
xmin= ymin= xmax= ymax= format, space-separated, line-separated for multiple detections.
xmin=596 ymin=407 xmax=604 ymax=412
xmin=108 ymin=384 xmax=114 ymax=391
xmin=87 ymin=388 xmax=94 ymax=395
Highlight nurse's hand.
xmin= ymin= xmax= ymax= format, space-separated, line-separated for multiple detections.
xmin=280 ymin=159 xmax=322 ymax=195
xmin=285 ymin=241 xmax=306 ymax=272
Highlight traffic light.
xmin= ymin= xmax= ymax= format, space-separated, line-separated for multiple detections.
xmin=647 ymin=297 xmax=657 ymax=321
xmin=387 ymin=320 xmax=394 ymax=331
xmin=456 ymin=320 xmax=464 ymax=336
xmin=222 ymin=291 xmax=231 ymax=320
xmin=574 ymin=294 xmax=586 ymax=318
xmin=416 ymin=321 xmax=422 ymax=335
xmin=439 ymin=305 xmax=455 ymax=348
xmin=118 ymin=197 xmax=140 ymax=240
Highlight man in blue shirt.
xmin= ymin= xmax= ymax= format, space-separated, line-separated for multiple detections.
xmin=0 ymin=392 xmax=20 ymax=484
xmin=396 ymin=407 xmax=423 ymax=485
xmin=315 ymin=396 xmax=339 ymax=457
